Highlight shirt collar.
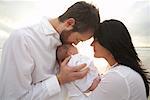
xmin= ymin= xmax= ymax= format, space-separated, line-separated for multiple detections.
xmin=41 ymin=17 xmax=60 ymax=39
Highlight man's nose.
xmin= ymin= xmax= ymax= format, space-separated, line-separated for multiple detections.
xmin=90 ymin=41 xmax=94 ymax=46
xmin=74 ymin=41 xmax=80 ymax=45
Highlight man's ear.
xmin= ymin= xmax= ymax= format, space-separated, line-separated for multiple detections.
xmin=64 ymin=18 xmax=75 ymax=31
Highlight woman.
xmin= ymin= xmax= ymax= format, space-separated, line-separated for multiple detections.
xmin=88 ymin=19 xmax=149 ymax=100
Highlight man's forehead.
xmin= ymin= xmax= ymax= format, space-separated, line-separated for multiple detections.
xmin=82 ymin=31 xmax=93 ymax=37
xmin=82 ymin=29 xmax=94 ymax=34
xmin=80 ymin=33 xmax=93 ymax=41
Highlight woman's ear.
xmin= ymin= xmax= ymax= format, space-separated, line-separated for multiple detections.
xmin=64 ymin=18 xmax=75 ymax=31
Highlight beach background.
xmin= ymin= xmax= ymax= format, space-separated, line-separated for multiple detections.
xmin=0 ymin=0 xmax=150 ymax=99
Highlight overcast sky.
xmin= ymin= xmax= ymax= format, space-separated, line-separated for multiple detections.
xmin=0 ymin=0 xmax=150 ymax=72
xmin=0 ymin=0 xmax=150 ymax=48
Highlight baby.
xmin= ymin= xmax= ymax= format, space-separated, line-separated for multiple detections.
xmin=56 ymin=44 xmax=100 ymax=93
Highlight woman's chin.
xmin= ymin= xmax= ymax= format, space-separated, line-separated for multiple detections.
xmin=94 ymin=53 xmax=103 ymax=58
xmin=94 ymin=54 xmax=99 ymax=58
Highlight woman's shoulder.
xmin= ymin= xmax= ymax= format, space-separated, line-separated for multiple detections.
xmin=106 ymin=65 xmax=146 ymax=93
xmin=90 ymin=65 xmax=146 ymax=100
xmin=107 ymin=65 xmax=128 ymax=74
xmin=101 ymin=65 xmax=129 ymax=88
xmin=103 ymin=65 xmax=143 ymax=89
xmin=103 ymin=65 xmax=130 ymax=80
xmin=94 ymin=67 xmax=129 ymax=100
xmin=108 ymin=65 xmax=141 ymax=79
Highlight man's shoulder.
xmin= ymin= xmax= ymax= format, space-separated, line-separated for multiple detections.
xmin=10 ymin=28 xmax=27 ymax=39
xmin=10 ymin=24 xmax=37 ymax=39
xmin=10 ymin=19 xmax=42 ymax=36
xmin=8 ymin=27 xmax=35 ymax=44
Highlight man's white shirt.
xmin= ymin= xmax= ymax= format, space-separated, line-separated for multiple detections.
xmin=0 ymin=17 xmax=69 ymax=100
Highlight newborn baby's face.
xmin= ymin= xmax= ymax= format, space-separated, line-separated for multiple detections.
xmin=67 ymin=46 xmax=78 ymax=55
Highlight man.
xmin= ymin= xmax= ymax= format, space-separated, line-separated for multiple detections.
xmin=0 ymin=1 xmax=100 ymax=100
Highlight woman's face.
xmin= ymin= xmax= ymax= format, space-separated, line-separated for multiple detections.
xmin=91 ymin=39 xmax=111 ymax=58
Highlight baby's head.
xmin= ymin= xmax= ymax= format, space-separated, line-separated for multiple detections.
xmin=56 ymin=44 xmax=78 ymax=64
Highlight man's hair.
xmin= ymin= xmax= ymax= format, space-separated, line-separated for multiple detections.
xmin=58 ymin=1 xmax=100 ymax=33
xmin=56 ymin=44 xmax=73 ymax=64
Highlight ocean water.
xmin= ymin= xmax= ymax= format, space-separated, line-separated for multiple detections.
xmin=136 ymin=47 xmax=150 ymax=70
xmin=0 ymin=49 xmax=2 ymax=62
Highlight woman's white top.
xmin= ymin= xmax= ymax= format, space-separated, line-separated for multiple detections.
xmin=68 ymin=65 xmax=147 ymax=100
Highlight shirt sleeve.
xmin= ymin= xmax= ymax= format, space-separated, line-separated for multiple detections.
xmin=0 ymin=30 xmax=61 ymax=100
xmin=67 ymin=71 xmax=128 ymax=100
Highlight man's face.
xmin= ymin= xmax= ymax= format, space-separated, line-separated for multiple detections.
xmin=60 ymin=29 xmax=94 ymax=45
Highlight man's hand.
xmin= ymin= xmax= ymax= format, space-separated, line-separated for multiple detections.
xmin=57 ymin=56 xmax=89 ymax=85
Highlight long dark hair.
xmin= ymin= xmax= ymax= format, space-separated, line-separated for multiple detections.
xmin=94 ymin=19 xmax=150 ymax=97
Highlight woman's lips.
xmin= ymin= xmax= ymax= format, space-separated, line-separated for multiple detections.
xmin=93 ymin=48 xmax=96 ymax=52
